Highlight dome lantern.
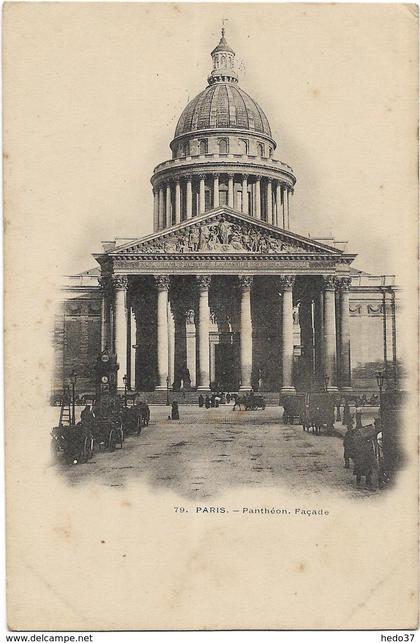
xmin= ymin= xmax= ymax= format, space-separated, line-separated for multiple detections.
xmin=208 ymin=28 xmax=238 ymax=85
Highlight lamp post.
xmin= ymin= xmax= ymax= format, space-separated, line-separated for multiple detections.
xmin=123 ymin=374 xmax=128 ymax=407
xmin=376 ymin=371 xmax=385 ymax=422
xmin=166 ymin=376 xmax=170 ymax=406
xmin=70 ymin=370 xmax=77 ymax=425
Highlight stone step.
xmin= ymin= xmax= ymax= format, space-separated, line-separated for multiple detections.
xmin=132 ymin=391 xmax=282 ymax=406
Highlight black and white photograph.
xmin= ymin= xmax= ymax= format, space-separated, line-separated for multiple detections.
xmin=4 ymin=3 xmax=418 ymax=632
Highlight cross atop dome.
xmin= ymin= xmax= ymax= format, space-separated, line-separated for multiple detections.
xmin=208 ymin=27 xmax=238 ymax=85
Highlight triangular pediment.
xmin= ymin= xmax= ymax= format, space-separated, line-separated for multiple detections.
xmin=108 ymin=208 xmax=344 ymax=257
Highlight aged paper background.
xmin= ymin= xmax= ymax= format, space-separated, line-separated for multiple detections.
xmin=4 ymin=3 xmax=419 ymax=630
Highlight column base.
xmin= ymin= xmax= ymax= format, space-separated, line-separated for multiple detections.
xmin=155 ymin=385 xmax=169 ymax=391
xmin=197 ymin=385 xmax=210 ymax=391
xmin=326 ymin=386 xmax=339 ymax=393
xmin=281 ymin=386 xmax=296 ymax=394
xmin=239 ymin=385 xmax=252 ymax=392
xmin=340 ymin=386 xmax=353 ymax=392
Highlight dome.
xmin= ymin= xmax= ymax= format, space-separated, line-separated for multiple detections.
xmin=174 ymin=83 xmax=273 ymax=139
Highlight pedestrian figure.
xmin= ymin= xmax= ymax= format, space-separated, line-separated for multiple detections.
xmin=343 ymin=401 xmax=352 ymax=427
xmin=343 ymin=426 xmax=356 ymax=469
xmin=210 ymin=394 xmax=215 ymax=408
xmin=352 ymin=419 xmax=381 ymax=489
xmin=355 ymin=405 xmax=363 ymax=429
xmin=226 ymin=393 xmax=231 ymax=404
xmin=205 ymin=395 xmax=211 ymax=409
xmin=198 ymin=394 xmax=204 ymax=408
xmin=171 ymin=401 xmax=179 ymax=420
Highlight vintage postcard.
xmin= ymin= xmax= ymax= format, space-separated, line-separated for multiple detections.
xmin=4 ymin=2 xmax=419 ymax=631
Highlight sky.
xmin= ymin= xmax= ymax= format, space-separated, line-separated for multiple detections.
xmin=5 ymin=3 xmax=418 ymax=280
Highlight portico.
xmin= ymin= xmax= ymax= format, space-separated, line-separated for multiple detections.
xmin=96 ymin=209 xmax=355 ymax=395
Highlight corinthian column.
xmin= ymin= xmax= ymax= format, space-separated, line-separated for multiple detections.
xmin=266 ymin=179 xmax=273 ymax=224
xmin=282 ymin=188 xmax=287 ymax=229
xmin=322 ymin=276 xmax=338 ymax=391
xmin=213 ymin=174 xmax=220 ymax=208
xmin=242 ymin=175 xmax=248 ymax=214
xmin=153 ymin=188 xmax=159 ymax=232
xmin=112 ymin=275 xmax=128 ymax=390
xmin=158 ymin=186 xmax=165 ymax=230
xmin=175 ymin=180 xmax=181 ymax=224
xmin=279 ymin=275 xmax=296 ymax=393
xmin=99 ymin=276 xmax=111 ymax=352
xmin=255 ymin=176 xmax=261 ymax=219
xmin=168 ymin=299 xmax=175 ymax=389
xmin=228 ymin=174 xmax=234 ymax=208
xmin=337 ymin=276 xmax=352 ymax=390
xmin=165 ymin=182 xmax=171 ymax=228
xmin=196 ymin=275 xmax=211 ymax=390
xmin=186 ymin=175 xmax=193 ymax=219
xmin=129 ymin=301 xmax=136 ymax=390
xmin=155 ymin=275 xmax=170 ymax=390
xmin=199 ymin=174 xmax=206 ymax=214
xmin=276 ymin=182 xmax=281 ymax=227
xmin=238 ymin=275 xmax=253 ymax=391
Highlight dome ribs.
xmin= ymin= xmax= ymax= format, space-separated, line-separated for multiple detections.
xmin=232 ymin=86 xmax=249 ymax=130
xmin=193 ymin=86 xmax=214 ymax=131
xmin=216 ymin=84 xmax=229 ymax=128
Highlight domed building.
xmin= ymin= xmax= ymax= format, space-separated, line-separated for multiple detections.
xmin=151 ymin=29 xmax=296 ymax=231
xmin=55 ymin=30 xmax=399 ymax=401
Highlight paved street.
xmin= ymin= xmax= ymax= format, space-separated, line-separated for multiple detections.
xmin=59 ymin=405 xmax=379 ymax=499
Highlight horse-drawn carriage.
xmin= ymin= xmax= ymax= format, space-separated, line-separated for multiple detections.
xmin=233 ymin=393 xmax=266 ymax=410
xmin=301 ymin=392 xmax=335 ymax=434
xmin=282 ymin=392 xmax=335 ymax=435
xmin=50 ymin=423 xmax=94 ymax=465
xmin=120 ymin=400 xmax=150 ymax=436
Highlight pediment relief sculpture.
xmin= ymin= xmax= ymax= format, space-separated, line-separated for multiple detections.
xmin=126 ymin=216 xmax=309 ymax=255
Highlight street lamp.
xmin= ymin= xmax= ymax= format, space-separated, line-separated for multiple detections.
xmin=166 ymin=376 xmax=170 ymax=406
xmin=123 ymin=374 xmax=128 ymax=407
xmin=69 ymin=369 xmax=77 ymax=425
xmin=324 ymin=374 xmax=329 ymax=392
xmin=376 ymin=371 xmax=385 ymax=422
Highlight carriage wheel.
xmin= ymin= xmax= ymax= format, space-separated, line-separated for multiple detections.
xmin=82 ymin=436 xmax=91 ymax=463
xmin=108 ymin=429 xmax=116 ymax=452
xmin=117 ymin=428 xmax=124 ymax=449
xmin=135 ymin=418 xmax=142 ymax=436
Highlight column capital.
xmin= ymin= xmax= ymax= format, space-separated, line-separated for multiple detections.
xmin=185 ymin=308 xmax=195 ymax=324
xmin=213 ymin=173 xmax=220 ymax=179
xmin=255 ymin=174 xmax=262 ymax=181
xmin=112 ymin=275 xmax=129 ymax=290
xmin=98 ymin=276 xmax=112 ymax=294
xmin=278 ymin=275 xmax=295 ymax=291
xmin=154 ymin=275 xmax=170 ymax=291
xmin=322 ymin=275 xmax=337 ymax=291
xmin=199 ymin=173 xmax=206 ymax=181
xmin=238 ymin=275 xmax=253 ymax=290
xmin=227 ymin=172 xmax=235 ymax=179
xmin=196 ymin=275 xmax=211 ymax=291
xmin=242 ymin=173 xmax=248 ymax=180
xmin=185 ymin=174 xmax=192 ymax=182
xmin=175 ymin=177 xmax=180 ymax=185
xmin=267 ymin=177 xmax=273 ymax=184
xmin=336 ymin=276 xmax=352 ymax=291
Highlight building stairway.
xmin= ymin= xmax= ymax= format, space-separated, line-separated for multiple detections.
xmin=132 ymin=390 xmax=282 ymax=406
